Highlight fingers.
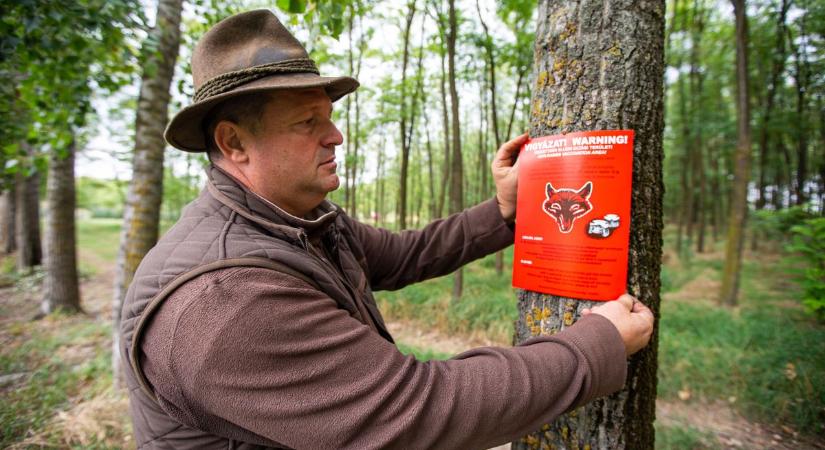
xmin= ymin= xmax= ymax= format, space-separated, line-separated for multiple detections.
xmin=616 ymin=294 xmax=635 ymax=311
xmin=493 ymin=132 xmax=529 ymax=167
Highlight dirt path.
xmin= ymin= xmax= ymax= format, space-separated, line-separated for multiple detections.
xmin=658 ymin=400 xmax=825 ymax=450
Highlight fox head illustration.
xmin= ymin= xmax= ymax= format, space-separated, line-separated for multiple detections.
xmin=543 ymin=181 xmax=594 ymax=233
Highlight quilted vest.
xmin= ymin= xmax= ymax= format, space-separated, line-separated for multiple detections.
xmin=120 ymin=166 xmax=393 ymax=449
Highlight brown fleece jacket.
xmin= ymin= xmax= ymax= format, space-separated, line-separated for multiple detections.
xmin=141 ymin=269 xmax=626 ymax=450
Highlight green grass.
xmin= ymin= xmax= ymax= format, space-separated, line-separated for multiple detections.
xmin=658 ymin=256 xmax=825 ymax=435
xmin=76 ymin=218 xmax=122 ymax=263
xmin=376 ymin=249 xmax=518 ymax=344
xmin=0 ymin=316 xmax=114 ymax=447
xmin=655 ymin=423 xmax=719 ymax=449
xmin=396 ymin=342 xmax=451 ymax=361
xmin=378 ymin=233 xmax=825 ymax=436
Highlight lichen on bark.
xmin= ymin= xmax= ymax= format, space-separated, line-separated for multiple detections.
xmin=513 ymin=1 xmax=665 ymax=449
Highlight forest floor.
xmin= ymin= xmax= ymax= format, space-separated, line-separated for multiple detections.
xmin=1 ymin=219 xmax=824 ymax=449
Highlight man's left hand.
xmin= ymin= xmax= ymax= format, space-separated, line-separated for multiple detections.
xmin=492 ymin=132 xmax=529 ymax=223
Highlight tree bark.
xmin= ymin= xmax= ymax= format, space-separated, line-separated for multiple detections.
xmin=689 ymin=0 xmax=706 ymax=253
xmin=344 ymin=12 xmax=354 ymax=213
xmin=15 ymin=143 xmax=42 ymax=272
xmin=42 ymin=141 xmax=80 ymax=314
xmin=447 ymin=0 xmax=463 ymax=301
xmin=398 ymin=1 xmax=417 ymax=230
xmin=513 ymin=1 xmax=664 ymax=448
xmin=674 ymin=0 xmax=691 ymax=255
xmin=112 ymin=0 xmax=183 ymax=387
xmin=0 ymin=187 xmax=15 ymax=254
xmin=432 ymin=0 xmax=451 ymax=219
xmin=719 ymin=0 xmax=752 ymax=306
xmin=791 ymin=20 xmax=809 ymax=206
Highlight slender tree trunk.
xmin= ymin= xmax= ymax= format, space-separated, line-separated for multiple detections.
xmin=708 ymin=140 xmax=722 ymax=242
xmin=791 ymin=21 xmax=809 ymax=206
xmin=42 ymin=141 xmax=80 ymax=314
xmin=0 ymin=188 xmax=15 ymax=254
xmin=112 ymin=0 xmax=183 ymax=387
xmin=719 ymin=0 xmax=752 ymax=306
xmin=351 ymin=12 xmax=364 ymax=220
xmin=497 ymin=69 xmax=526 ymax=274
xmin=345 ymin=11 xmax=354 ymax=212
xmin=477 ymin=63 xmax=488 ymax=204
xmin=435 ymin=17 xmax=451 ymax=219
xmin=397 ymin=1 xmax=417 ymax=230
xmin=752 ymin=0 xmax=788 ymax=250
xmin=425 ymin=124 xmax=436 ymax=220
xmin=15 ymin=143 xmax=42 ymax=272
xmin=676 ymin=81 xmax=690 ymax=254
xmin=447 ymin=0 xmax=463 ymax=301
xmin=505 ymin=69 xmax=526 ymax=142
xmin=674 ymin=0 xmax=690 ymax=254
xmin=376 ymin=101 xmax=387 ymax=228
xmin=513 ymin=1 xmax=664 ymax=448
xmin=689 ymin=0 xmax=706 ymax=253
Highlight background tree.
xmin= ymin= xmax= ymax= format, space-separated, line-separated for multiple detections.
xmin=112 ymin=0 xmax=184 ymax=385
xmin=719 ymin=0 xmax=752 ymax=306
xmin=513 ymin=0 xmax=665 ymax=448
xmin=446 ymin=0 xmax=464 ymax=301
xmin=2 ymin=1 xmax=141 ymax=313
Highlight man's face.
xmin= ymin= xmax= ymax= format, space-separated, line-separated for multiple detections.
xmin=243 ymin=88 xmax=343 ymax=215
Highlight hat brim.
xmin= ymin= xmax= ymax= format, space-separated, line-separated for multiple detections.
xmin=164 ymin=73 xmax=359 ymax=152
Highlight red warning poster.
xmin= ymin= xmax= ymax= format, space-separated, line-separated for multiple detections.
xmin=512 ymin=130 xmax=634 ymax=301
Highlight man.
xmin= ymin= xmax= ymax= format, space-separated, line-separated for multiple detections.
xmin=120 ymin=9 xmax=654 ymax=450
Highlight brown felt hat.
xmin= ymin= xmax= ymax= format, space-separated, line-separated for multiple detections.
xmin=164 ymin=9 xmax=359 ymax=152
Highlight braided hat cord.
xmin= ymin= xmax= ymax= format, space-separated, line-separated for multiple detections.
xmin=193 ymin=58 xmax=319 ymax=103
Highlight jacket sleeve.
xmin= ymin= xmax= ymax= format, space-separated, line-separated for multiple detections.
xmin=142 ymin=267 xmax=627 ymax=450
xmin=347 ymin=197 xmax=515 ymax=291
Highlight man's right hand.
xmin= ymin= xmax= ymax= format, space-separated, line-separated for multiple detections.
xmin=582 ymin=294 xmax=654 ymax=356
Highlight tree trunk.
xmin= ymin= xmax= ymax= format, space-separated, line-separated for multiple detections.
xmin=674 ymin=0 xmax=691 ymax=255
xmin=497 ymin=69 xmax=527 ymax=275
xmin=719 ymin=0 xmax=752 ymax=306
xmin=351 ymin=11 xmax=364 ymax=220
xmin=756 ymin=0 xmax=789 ymax=215
xmin=708 ymin=140 xmax=722 ymax=242
xmin=15 ymin=143 xmax=42 ymax=272
xmin=397 ymin=1 xmax=416 ymax=230
xmin=344 ymin=11 xmax=354 ymax=213
xmin=447 ymin=0 xmax=464 ymax=302
xmin=689 ymin=0 xmax=706 ymax=253
xmin=42 ymin=141 xmax=80 ymax=314
xmin=0 ymin=187 xmax=15 ymax=255
xmin=791 ymin=20 xmax=809 ymax=206
xmin=513 ymin=1 xmax=664 ymax=448
xmin=435 ymin=6 xmax=451 ymax=219
xmin=112 ymin=0 xmax=183 ymax=387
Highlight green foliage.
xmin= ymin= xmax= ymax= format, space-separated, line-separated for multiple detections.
xmin=787 ymin=218 xmax=825 ymax=321
xmin=276 ymin=0 xmax=352 ymax=39
xmin=76 ymin=177 xmax=127 ymax=218
xmin=396 ymin=342 xmax=451 ymax=361
xmin=1 ymin=0 xmax=142 ymax=177
xmin=658 ymin=258 xmax=825 ymax=435
xmin=751 ymin=205 xmax=816 ymax=244
xmin=0 ymin=318 xmax=114 ymax=448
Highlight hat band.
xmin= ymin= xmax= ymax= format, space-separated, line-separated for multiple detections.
xmin=193 ymin=58 xmax=319 ymax=103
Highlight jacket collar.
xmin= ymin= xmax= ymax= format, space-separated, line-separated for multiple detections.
xmin=206 ymin=164 xmax=339 ymax=241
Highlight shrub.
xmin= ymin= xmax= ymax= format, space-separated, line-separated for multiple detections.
xmin=751 ymin=205 xmax=815 ymax=244
xmin=787 ymin=217 xmax=825 ymax=321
